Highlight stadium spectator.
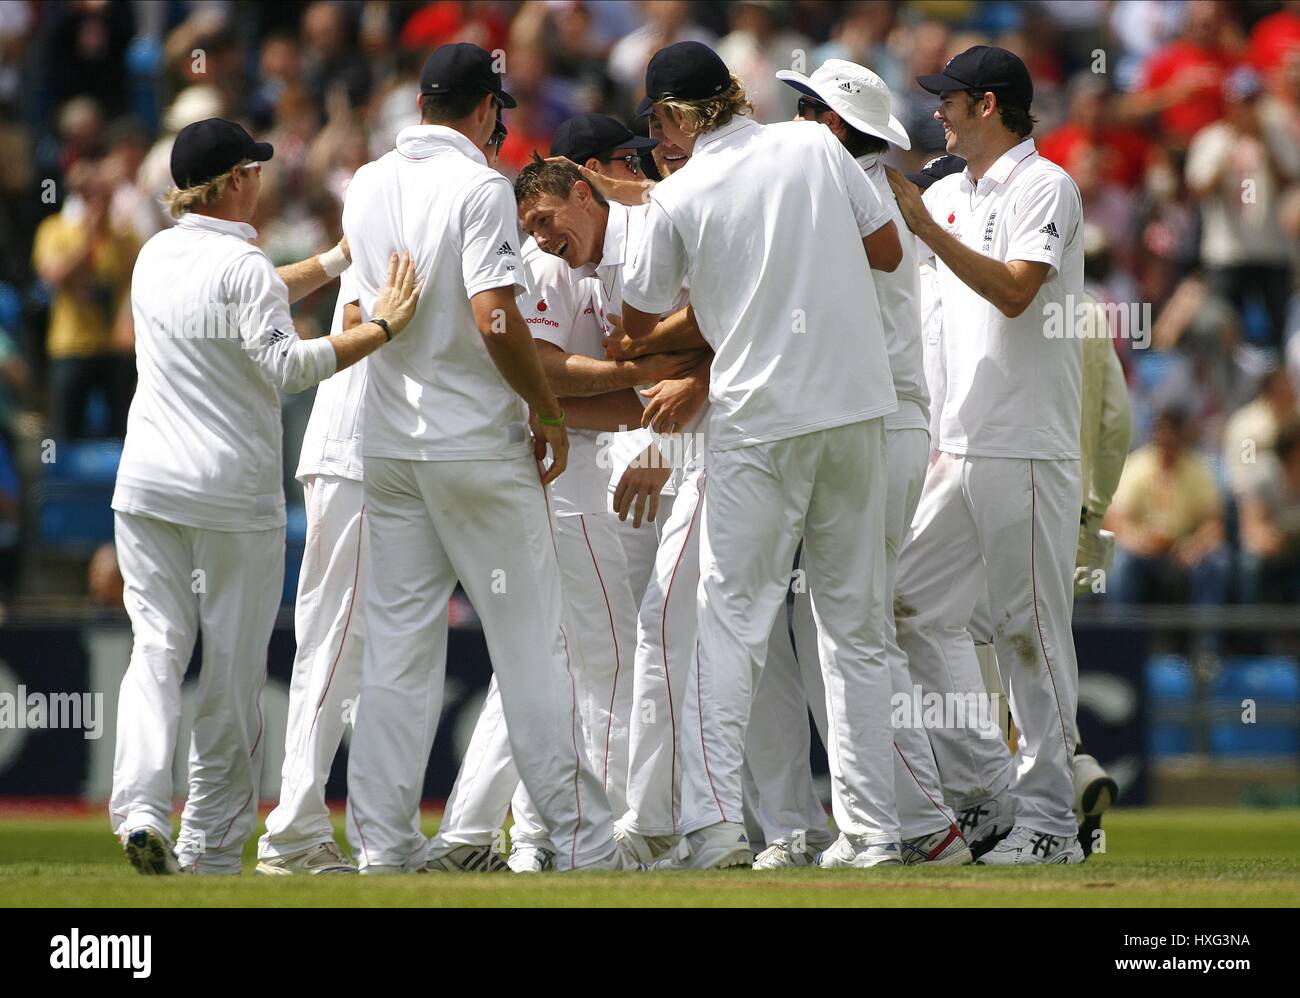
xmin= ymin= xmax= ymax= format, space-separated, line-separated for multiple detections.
xmin=1121 ymin=0 xmax=1240 ymax=149
xmin=1107 ymin=405 xmax=1231 ymax=616
xmin=892 ymin=18 xmax=950 ymax=164
xmin=1238 ymin=418 xmax=1300 ymax=602
xmin=301 ymin=2 xmax=371 ymax=115
xmin=1186 ymin=65 xmax=1300 ymax=349
xmin=1246 ymin=0 xmax=1300 ymax=90
xmin=44 ymin=0 xmax=135 ymax=118
xmin=31 ymin=157 xmax=137 ymax=438
xmin=1224 ymin=366 xmax=1297 ymax=496
xmin=1038 ymin=72 xmax=1152 ymax=189
xmin=715 ymin=1 xmax=812 ymax=123
xmin=607 ymin=1 xmax=716 ymax=103
xmin=812 ymin=0 xmax=902 ymax=94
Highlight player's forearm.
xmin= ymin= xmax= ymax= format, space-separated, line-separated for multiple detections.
xmin=483 ymin=317 xmax=563 ymax=418
xmin=539 ymin=348 xmax=645 ymax=396
xmin=916 ymin=218 xmax=1037 ymax=318
xmin=622 ymin=303 xmax=661 ymax=340
xmin=558 ymin=389 xmax=645 ymax=431
xmin=621 ymin=306 xmax=708 ymax=357
xmin=276 ymin=252 xmax=343 ymax=304
xmin=328 ymin=321 xmax=389 ymax=372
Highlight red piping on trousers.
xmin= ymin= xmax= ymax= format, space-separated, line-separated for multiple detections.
xmin=661 ymin=478 xmax=703 ymax=831
xmin=579 ymin=516 xmax=621 ymax=795
xmin=308 ymin=505 xmax=366 ymax=741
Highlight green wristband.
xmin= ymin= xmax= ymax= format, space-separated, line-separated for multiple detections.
xmin=537 ymin=411 xmax=565 ymax=427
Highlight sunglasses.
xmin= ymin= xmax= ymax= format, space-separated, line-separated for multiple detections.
xmin=796 ymin=96 xmax=831 ymax=119
xmin=237 ymin=161 xmax=263 ymax=175
xmin=599 ymin=152 xmax=643 ymax=175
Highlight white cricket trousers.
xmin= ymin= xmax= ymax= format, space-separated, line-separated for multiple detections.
xmin=684 ymin=419 xmax=897 ymax=842
xmin=615 ymin=491 xmax=674 ymax=606
xmin=621 ymin=466 xmax=705 ymax=836
xmin=894 ymin=452 xmax=1081 ymax=837
xmin=346 ymin=455 xmax=616 ymax=871
xmin=258 ymin=475 xmax=366 ymax=860
xmin=110 ymin=510 xmax=284 ymax=874
xmin=429 ymin=511 xmax=639 ymax=852
xmin=746 ymin=427 xmax=957 ymax=843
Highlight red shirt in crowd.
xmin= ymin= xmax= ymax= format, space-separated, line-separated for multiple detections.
xmin=1246 ymin=8 xmax=1300 ymax=77
xmin=1138 ymin=41 xmax=1238 ymax=143
xmin=1038 ymin=124 xmax=1152 ymax=189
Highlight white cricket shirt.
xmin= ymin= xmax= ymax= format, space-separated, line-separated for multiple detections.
xmin=921 ymin=138 xmax=1083 ymax=460
xmin=918 ymin=258 xmax=945 ymax=447
xmin=589 ymin=203 xmax=699 ymax=493
xmin=296 ymin=268 xmax=365 ymax=484
xmin=113 ymin=212 xmax=337 ymax=532
xmin=857 ymin=151 xmax=929 ymax=434
xmin=622 ymin=116 xmax=897 ymax=452
xmin=517 ymin=237 xmax=608 ymax=515
xmin=342 ymin=125 xmax=529 ymax=462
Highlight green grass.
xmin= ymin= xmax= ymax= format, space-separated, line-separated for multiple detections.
xmin=1 ymin=807 xmax=1298 ymax=907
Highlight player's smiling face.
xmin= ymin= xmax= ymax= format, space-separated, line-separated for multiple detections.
xmin=934 ymin=90 xmax=980 ymax=156
xmin=648 ymin=113 xmax=689 ymax=175
xmin=519 ymin=190 xmax=602 ymax=268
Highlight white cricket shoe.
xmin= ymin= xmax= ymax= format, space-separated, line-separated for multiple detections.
xmin=507 ymin=843 xmax=556 ymax=873
xmin=255 ymin=841 xmax=356 ymax=876
xmin=613 ymin=821 xmax=677 ymax=864
xmin=976 ymin=826 xmax=1085 ymax=865
xmin=816 ymin=835 xmax=903 ymax=868
xmin=1073 ymin=753 xmax=1118 ymax=819
xmin=648 ymin=821 xmax=752 ymax=870
xmin=900 ymin=826 xmax=973 ymax=865
xmin=956 ymin=790 xmax=1016 ymax=858
xmin=752 ymin=839 xmax=817 ymax=869
xmin=424 ymin=843 xmax=508 ymax=872
xmin=121 ymin=827 xmax=181 ymax=875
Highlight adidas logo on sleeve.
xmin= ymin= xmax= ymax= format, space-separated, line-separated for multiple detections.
xmin=496 ymin=241 xmax=515 ymax=256
xmin=1038 ymin=221 xmax=1059 ymax=238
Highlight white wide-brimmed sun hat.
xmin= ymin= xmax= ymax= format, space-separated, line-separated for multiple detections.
xmin=776 ymin=59 xmax=911 ymax=150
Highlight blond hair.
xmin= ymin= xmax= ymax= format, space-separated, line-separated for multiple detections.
xmin=160 ymin=165 xmax=239 ymax=219
xmin=656 ymin=75 xmax=753 ymax=137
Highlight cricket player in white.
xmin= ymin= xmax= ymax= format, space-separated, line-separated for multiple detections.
xmin=110 ymin=118 xmax=421 ymax=874
xmin=427 ymin=146 xmax=703 ymax=872
xmin=621 ymin=42 xmax=905 ymax=869
xmin=340 ymin=45 xmax=623 ymax=873
xmin=743 ymin=60 xmax=970 ymax=868
xmin=884 ymin=45 xmax=1087 ymax=863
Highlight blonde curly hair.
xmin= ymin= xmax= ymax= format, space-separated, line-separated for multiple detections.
xmin=159 ymin=163 xmax=243 ymax=219
xmin=655 ymin=75 xmax=754 ymax=138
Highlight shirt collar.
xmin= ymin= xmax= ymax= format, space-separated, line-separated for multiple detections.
xmin=594 ymin=203 xmax=628 ymax=276
xmin=692 ymin=115 xmax=758 ymax=156
xmin=855 ymin=151 xmax=885 ymax=171
xmin=178 ymin=212 xmax=258 ymax=241
xmin=965 ymin=138 xmax=1037 ymax=191
xmin=396 ymin=124 xmax=487 ymax=166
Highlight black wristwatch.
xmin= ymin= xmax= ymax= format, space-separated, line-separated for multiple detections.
xmin=373 ymin=317 xmax=392 ymax=342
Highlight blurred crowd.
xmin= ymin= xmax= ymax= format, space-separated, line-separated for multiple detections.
xmin=0 ymin=0 xmax=1298 ymax=614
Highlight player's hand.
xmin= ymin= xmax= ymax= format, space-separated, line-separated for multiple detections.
xmin=885 ymin=165 xmax=931 ymax=235
xmin=613 ymin=446 xmax=672 ymax=527
xmin=1074 ymin=521 xmax=1115 ymax=595
xmin=373 ymin=251 xmax=423 ymax=336
xmin=544 ymin=155 xmax=653 ymax=205
xmin=640 ymin=367 xmax=709 ymax=434
xmin=530 ymin=410 xmax=568 ymax=486
xmin=629 ymin=349 xmax=704 ymax=386
xmin=602 ymin=313 xmax=640 ymax=360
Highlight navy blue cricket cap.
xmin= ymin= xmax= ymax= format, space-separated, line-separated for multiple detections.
xmin=551 ymin=114 xmax=658 ymax=163
xmin=636 ymin=40 xmax=731 ymax=117
xmin=906 ymin=153 xmax=966 ymax=190
xmin=170 ymin=118 xmax=273 ymax=188
xmin=917 ymin=45 xmax=1033 ymax=110
xmin=420 ymin=42 xmax=517 ymax=108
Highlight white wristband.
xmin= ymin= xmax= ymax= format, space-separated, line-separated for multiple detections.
xmin=319 ymin=243 xmax=349 ymax=279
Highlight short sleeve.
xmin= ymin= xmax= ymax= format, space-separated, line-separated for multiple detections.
xmin=519 ymin=251 xmax=581 ymax=351
xmin=829 ymin=135 xmax=890 ymax=237
xmin=1184 ymin=126 xmax=1227 ymax=191
xmin=622 ymin=199 xmax=688 ymax=315
xmin=1005 ymin=169 xmax=1081 ymax=275
xmin=460 ymin=177 xmax=527 ymax=299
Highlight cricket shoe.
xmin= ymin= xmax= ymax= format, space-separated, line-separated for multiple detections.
xmin=1074 ymin=753 xmax=1118 ymax=859
xmin=122 ymin=827 xmax=181 ymax=875
xmin=975 ymin=826 xmax=1085 ymax=865
xmin=816 ymin=835 xmax=903 ymax=868
xmin=424 ymin=843 xmax=508 ymax=872
xmin=613 ymin=820 xmax=677 ymax=864
xmin=752 ymin=839 xmax=818 ymax=869
xmin=254 ymin=841 xmax=356 ymax=875
xmin=900 ymin=826 xmax=973 ymax=865
xmin=956 ymin=790 xmax=1016 ymax=858
xmin=648 ymin=821 xmax=752 ymax=870
xmin=507 ymin=843 xmax=556 ymax=873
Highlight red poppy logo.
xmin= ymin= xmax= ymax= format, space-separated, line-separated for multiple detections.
xmin=947 ymin=212 xmax=956 ymax=224
xmin=536 ymin=299 xmax=547 ymax=312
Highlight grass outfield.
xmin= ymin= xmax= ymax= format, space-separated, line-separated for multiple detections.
xmin=0 ymin=806 xmax=1297 ymax=907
